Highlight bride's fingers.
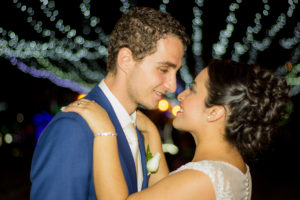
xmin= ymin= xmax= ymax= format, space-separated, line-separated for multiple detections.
xmin=61 ymin=99 xmax=98 ymax=113
xmin=61 ymin=100 xmax=87 ymax=112
xmin=61 ymin=104 xmax=81 ymax=112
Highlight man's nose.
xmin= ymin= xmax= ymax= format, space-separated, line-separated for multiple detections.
xmin=164 ymin=74 xmax=177 ymax=93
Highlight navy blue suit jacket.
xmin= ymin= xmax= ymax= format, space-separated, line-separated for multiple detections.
xmin=30 ymin=85 xmax=149 ymax=200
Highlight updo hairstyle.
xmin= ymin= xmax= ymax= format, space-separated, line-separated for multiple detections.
xmin=205 ymin=59 xmax=291 ymax=160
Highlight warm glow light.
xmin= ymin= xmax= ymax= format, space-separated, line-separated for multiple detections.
xmin=158 ymin=99 xmax=169 ymax=111
xmin=16 ymin=113 xmax=24 ymax=123
xmin=77 ymin=94 xmax=87 ymax=99
xmin=4 ymin=133 xmax=13 ymax=144
xmin=172 ymin=105 xmax=181 ymax=116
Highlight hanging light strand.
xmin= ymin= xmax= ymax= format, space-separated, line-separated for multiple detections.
xmin=212 ymin=0 xmax=243 ymax=58
xmin=192 ymin=0 xmax=205 ymax=73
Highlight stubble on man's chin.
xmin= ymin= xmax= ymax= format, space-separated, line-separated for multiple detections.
xmin=138 ymin=101 xmax=158 ymax=111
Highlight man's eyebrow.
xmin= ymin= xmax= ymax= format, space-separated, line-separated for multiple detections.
xmin=158 ymin=61 xmax=178 ymax=68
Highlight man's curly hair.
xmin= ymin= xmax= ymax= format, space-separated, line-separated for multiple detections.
xmin=107 ymin=7 xmax=190 ymax=74
xmin=205 ymin=59 xmax=291 ymax=161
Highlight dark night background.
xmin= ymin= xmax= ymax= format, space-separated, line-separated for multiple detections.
xmin=0 ymin=0 xmax=300 ymax=199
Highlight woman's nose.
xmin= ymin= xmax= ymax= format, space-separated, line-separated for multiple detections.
xmin=177 ymin=89 xmax=187 ymax=102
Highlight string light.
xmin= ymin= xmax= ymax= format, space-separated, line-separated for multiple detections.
xmin=8 ymin=56 xmax=91 ymax=94
xmin=0 ymin=0 xmax=299 ymax=99
xmin=231 ymin=0 xmax=270 ymax=62
xmin=212 ymin=0 xmax=242 ymax=58
xmin=280 ymin=22 xmax=300 ymax=50
xmin=179 ymin=56 xmax=193 ymax=90
xmin=231 ymin=0 xmax=299 ymax=64
xmin=1 ymin=0 xmax=109 ymax=93
xmin=290 ymin=44 xmax=300 ymax=64
xmin=120 ymin=0 xmax=131 ymax=13
xmin=285 ymin=63 xmax=300 ymax=96
xmin=159 ymin=0 xmax=169 ymax=13
xmin=192 ymin=0 xmax=205 ymax=73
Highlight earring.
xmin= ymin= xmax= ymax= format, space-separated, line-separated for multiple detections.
xmin=207 ymin=115 xmax=211 ymax=120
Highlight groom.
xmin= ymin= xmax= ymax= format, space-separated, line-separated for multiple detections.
xmin=30 ymin=6 xmax=189 ymax=200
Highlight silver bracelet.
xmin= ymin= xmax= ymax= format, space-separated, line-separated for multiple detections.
xmin=95 ymin=132 xmax=117 ymax=136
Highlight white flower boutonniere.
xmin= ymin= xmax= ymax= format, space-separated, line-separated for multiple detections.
xmin=162 ymin=143 xmax=179 ymax=155
xmin=146 ymin=145 xmax=161 ymax=175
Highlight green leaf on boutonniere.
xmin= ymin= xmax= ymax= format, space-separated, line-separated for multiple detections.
xmin=146 ymin=145 xmax=153 ymax=162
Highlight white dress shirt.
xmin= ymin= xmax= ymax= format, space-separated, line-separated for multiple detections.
xmin=98 ymin=80 xmax=143 ymax=191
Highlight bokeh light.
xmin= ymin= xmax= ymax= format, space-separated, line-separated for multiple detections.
xmin=77 ymin=94 xmax=87 ymax=99
xmin=16 ymin=113 xmax=24 ymax=123
xmin=172 ymin=105 xmax=181 ymax=117
xmin=4 ymin=133 xmax=13 ymax=144
xmin=158 ymin=99 xmax=169 ymax=112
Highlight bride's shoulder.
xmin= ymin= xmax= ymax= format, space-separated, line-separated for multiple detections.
xmin=170 ymin=160 xmax=231 ymax=186
xmin=165 ymin=166 xmax=215 ymax=200
xmin=170 ymin=160 xmax=218 ymax=174
xmin=169 ymin=161 xmax=233 ymax=199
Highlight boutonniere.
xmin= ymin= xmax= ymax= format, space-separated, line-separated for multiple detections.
xmin=162 ymin=143 xmax=179 ymax=155
xmin=146 ymin=145 xmax=161 ymax=175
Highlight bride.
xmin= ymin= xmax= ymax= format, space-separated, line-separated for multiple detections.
xmin=63 ymin=59 xmax=290 ymax=200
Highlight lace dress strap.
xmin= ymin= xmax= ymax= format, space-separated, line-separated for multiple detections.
xmin=170 ymin=160 xmax=252 ymax=200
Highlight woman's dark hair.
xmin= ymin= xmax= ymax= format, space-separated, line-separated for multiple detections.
xmin=205 ymin=59 xmax=291 ymax=160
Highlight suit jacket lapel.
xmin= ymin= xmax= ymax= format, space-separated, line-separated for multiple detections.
xmin=136 ymin=129 xmax=149 ymax=189
xmin=85 ymin=85 xmax=138 ymax=193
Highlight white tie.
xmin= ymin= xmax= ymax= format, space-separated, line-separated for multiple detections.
xmin=123 ymin=122 xmax=143 ymax=191
xmin=124 ymin=123 xmax=139 ymax=165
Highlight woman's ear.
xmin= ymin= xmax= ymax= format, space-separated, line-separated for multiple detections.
xmin=206 ymin=105 xmax=225 ymax=122
xmin=116 ymin=47 xmax=134 ymax=74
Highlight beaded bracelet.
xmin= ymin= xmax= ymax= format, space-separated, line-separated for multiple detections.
xmin=95 ymin=132 xmax=117 ymax=136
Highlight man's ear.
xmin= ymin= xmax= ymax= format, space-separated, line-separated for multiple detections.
xmin=206 ymin=105 xmax=225 ymax=122
xmin=116 ymin=47 xmax=134 ymax=74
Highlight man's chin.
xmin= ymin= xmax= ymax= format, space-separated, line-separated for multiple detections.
xmin=138 ymin=101 xmax=158 ymax=110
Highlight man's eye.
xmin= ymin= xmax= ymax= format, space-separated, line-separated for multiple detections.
xmin=160 ymin=68 xmax=169 ymax=73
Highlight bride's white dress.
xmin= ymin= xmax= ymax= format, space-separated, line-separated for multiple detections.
xmin=170 ymin=160 xmax=252 ymax=200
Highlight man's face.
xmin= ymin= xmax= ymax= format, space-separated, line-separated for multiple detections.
xmin=127 ymin=36 xmax=184 ymax=110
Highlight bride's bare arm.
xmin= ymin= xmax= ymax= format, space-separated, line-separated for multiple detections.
xmin=62 ymin=99 xmax=214 ymax=200
xmin=62 ymin=99 xmax=128 ymax=200
xmin=136 ymin=111 xmax=169 ymax=185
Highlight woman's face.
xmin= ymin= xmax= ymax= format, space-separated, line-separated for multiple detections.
xmin=173 ymin=68 xmax=209 ymax=132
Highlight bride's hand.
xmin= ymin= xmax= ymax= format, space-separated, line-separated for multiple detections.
xmin=62 ymin=99 xmax=115 ymax=134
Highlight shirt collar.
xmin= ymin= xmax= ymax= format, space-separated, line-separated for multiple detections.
xmin=98 ymin=80 xmax=136 ymax=128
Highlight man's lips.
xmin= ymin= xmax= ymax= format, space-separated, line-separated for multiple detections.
xmin=154 ymin=90 xmax=165 ymax=97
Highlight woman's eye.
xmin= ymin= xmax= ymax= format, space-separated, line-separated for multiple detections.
xmin=189 ymin=84 xmax=196 ymax=93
